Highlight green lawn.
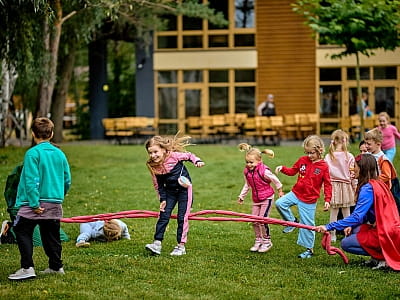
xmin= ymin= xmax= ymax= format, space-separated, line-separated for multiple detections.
xmin=0 ymin=142 xmax=399 ymax=300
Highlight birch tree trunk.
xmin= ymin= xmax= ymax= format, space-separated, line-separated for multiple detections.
xmin=0 ymin=60 xmax=18 ymax=147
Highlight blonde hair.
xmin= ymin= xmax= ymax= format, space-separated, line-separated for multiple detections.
xmin=364 ymin=128 xmax=383 ymax=143
xmin=238 ymin=143 xmax=274 ymax=160
xmin=378 ymin=112 xmax=390 ymax=123
xmin=303 ymin=135 xmax=325 ymax=158
xmin=328 ymin=129 xmax=349 ymax=161
xmin=145 ymin=133 xmax=194 ymax=168
xmin=103 ymin=219 xmax=122 ymax=241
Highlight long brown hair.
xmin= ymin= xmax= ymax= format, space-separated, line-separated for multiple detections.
xmin=354 ymin=154 xmax=378 ymax=199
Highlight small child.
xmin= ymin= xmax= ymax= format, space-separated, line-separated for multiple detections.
xmin=275 ymin=135 xmax=332 ymax=258
xmin=364 ymin=128 xmax=397 ymax=189
xmin=237 ymin=143 xmax=284 ymax=253
xmin=377 ymin=112 xmax=400 ymax=162
xmin=9 ymin=118 xmax=71 ymax=280
xmin=324 ymin=130 xmax=357 ymax=242
xmin=359 ymin=140 xmax=368 ymax=154
xmin=75 ymin=219 xmax=131 ymax=247
xmin=144 ymin=134 xmax=204 ymax=256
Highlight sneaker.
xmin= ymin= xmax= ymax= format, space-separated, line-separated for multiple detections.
xmin=282 ymin=218 xmax=298 ymax=234
xmin=40 ymin=267 xmax=65 ymax=275
xmin=298 ymin=249 xmax=313 ymax=259
xmin=250 ymin=239 xmax=262 ymax=252
xmin=76 ymin=240 xmax=90 ymax=248
xmin=372 ymin=260 xmax=388 ymax=270
xmin=145 ymin=240 xmax=162 ymax=255
xmin=8 ymin=267 xmax=36 ymax=280
xmin=258 ymin=239 xmax=273 ymax=253
xmin=170 ymin=245 xmax=186 ymax=256
xmin=362 ymin=258 xmax=379 ymax=267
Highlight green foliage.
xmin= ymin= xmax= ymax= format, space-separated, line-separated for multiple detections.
xmin=292 ymin=0 xmax=400 ymax=58
xmin=0 ymin=143 xmax=399 ymax=299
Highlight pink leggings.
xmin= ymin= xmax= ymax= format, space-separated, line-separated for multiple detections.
xmin=252 ymin=198 xmax=273 ymax=239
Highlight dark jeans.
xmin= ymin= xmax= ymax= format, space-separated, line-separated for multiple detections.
xmin=154 ymin=187 xmax=189 ymax=243
xmin=14 ymin=216 xmax=63 ymax=270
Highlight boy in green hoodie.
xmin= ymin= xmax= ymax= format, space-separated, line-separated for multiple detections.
xmin=8 ymin=117 xmax=71 ymax=280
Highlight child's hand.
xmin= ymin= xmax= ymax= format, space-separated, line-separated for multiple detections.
xmin=33 ymin=207 xmax=45 ymax=214
xmin=315 ymin=225 xmax=327 ymax=233
xmin=278 ymin=190 xmax=285 ymax=198
xmin=159 ymin=201 xmax=167 ymax=212
xmin=195 ymin=161 xmax=205 ymax=168
xmin=275 ymin=166 xmax=282 ymax=174
xmin=237 ymin=197 xmax=244 ymax=205
xmin=343 ymin=227 xmax=352 ymax=236
xmin=323 ymin=202 xmax=330 ymax=211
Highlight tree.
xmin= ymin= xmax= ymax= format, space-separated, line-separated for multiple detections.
xmin=0 ymin=0 xmax=228 ymax=146
xmin=292 ymin=0 xmax=400 ymax=136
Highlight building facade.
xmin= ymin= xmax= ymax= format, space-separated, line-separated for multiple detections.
xmin=139 ymin=0 xmax=400 ymax=136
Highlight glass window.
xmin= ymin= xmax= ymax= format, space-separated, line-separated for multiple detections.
xmin=183 ymin=35 xmax=203 ymax=48
xmin=319 ymin=68 xmax=341 ymax=81
xmin=158 ymin=71 xmax=177 ymax=84
xmin=375 ymin=87 xmax=395 ymax=117
xmin=157 ymin=36 xmax=177 ymax=49
xmin=319 ymin=85 xmax=341 ymax=118
xmin=209 ymin=87 xmax=228 ymax=115
xmin=209 ymin=35 xmax=229 ymax=47
xmin=235 ymin=69 xmax=255 ymax=82
xmin=235 ymin=0 xmax=255 ymax=28
xmin=347 ymin=67 xmax=370 ymax=80
xmin=234 ymin=34 xmax=255 ymax=47
xmin=185 ymin=90 xmax=201 ymax=117
xmin=183 ymin=16 xmax=203 ymax=30
xmin=183 ymin=70 xmax=202 ymax=83
xmin=158 ymin=88 xmax=177 ymax=119
xmin=209 ymin=70 xmax=228 ymax=82
xmin=208 ymin=0 xmax=229 ymax=30
xmin=374 ymin=67 xmax=397 ymax=80
xmin=235 ymin=86 xmax=255 ymax=116
xmin=349 ymin=87 xmax=369 ymax=116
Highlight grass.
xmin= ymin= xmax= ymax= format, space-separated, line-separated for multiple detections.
xmin=0 ymin=142 xmax=399 ymax=300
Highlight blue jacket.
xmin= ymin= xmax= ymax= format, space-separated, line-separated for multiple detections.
xmin=326 ymin=183 xmax=375 ymax=231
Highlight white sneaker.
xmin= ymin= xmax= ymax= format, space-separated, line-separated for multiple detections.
xmin=258 ymin=239 xmax=273 ymax=253
xmin=76 ymin=240 xmax=91 ymax=248
xmin=372 ymin=260 xmax=388 ymax=270
xmin=250 ymin=239 xmax=262 ymax=252
xmin=145 ymin=240 xmax=162 ymax=255
xmin=170 ymin=245 xmax=186 ymax=256
xmin=8 ymin=267 xmax=36 ymax=280
xmin=40 ymin=267 xmax=65 ymax=275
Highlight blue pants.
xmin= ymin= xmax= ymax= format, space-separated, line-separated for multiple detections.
xmin=383 ymin=147 xmax=396 ymax=163
xmin=154 ymin=187 xmax=191 ymax=244
xmin=341 ymin=225 xmax=369 ymax=256
xmin=275 ymin=191 xmax=316 ymax=249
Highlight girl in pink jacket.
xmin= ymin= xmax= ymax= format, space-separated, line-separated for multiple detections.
xmin=377 ymin=112 xmax=400 ymax=162
xmin=237 ymin=143 xmax=284 ymax=253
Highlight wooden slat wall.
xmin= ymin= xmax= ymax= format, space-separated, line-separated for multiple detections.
xmin=256 ymin=0 xmax=316 ymax=114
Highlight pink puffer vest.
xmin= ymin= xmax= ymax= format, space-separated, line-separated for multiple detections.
xmin=244 ymin=163 xmax=275 ymax=203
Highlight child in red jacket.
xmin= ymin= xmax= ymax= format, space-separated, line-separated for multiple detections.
xmin=275 ymin=135 xmax=332 ymax=259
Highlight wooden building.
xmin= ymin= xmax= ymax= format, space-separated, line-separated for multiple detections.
xmin=137 ymin=0 xmax=400 ymax=138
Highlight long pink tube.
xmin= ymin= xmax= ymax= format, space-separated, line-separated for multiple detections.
xmin=61 ymin=209 xmax=349 ymax=264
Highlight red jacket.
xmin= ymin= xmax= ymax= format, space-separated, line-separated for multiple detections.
xmin=281 ymin=156 xmax=332 ymax=204
xmin=357 ymin=179 xmax=400 ymax=270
